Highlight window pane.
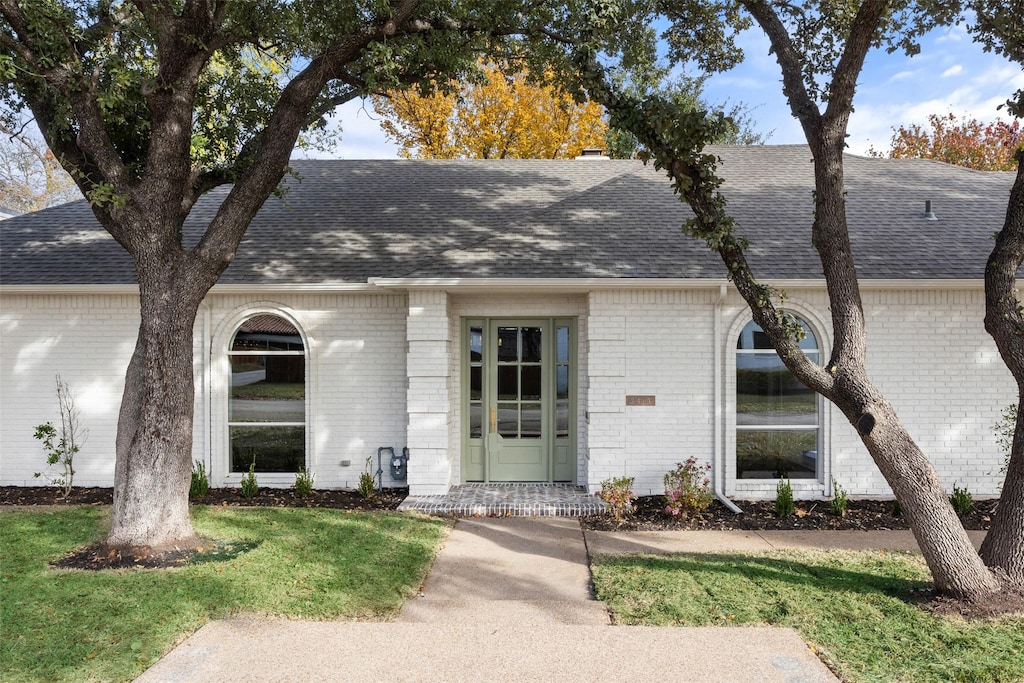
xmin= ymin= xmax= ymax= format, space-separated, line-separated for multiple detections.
xmin=470 ymin=365 xmax=482 ymax=401
xmin=497 ymin=365 xmax=518 ymax=400
xmin=469 ymin=326 xmax=483 ymax=362
xmin=736 ymin=430 xmax=817 ymax=479
xmin=521 ymin=403 xmax=542 ymax=438
xmin=469 ymin=403 xmax=482 ymax=439
xmin=556 ymin=365 xmax=569 ymax=399
xmin=521 ymin=327 xmax=542 ymax=363
xmin=230 ymin=354 xmax=305 ymax=422
xmin=497 ymin=403 xmax=518 ymax=437
xmin=556 ymin=400 xmax=569 ymax=438
xmin=497 ymin=327 xmax=518 ymax=362
xmin=231 ymin=315 xmax=303 ymax=351
xmin=521 ymin=365 xmax=542 ymax=400
xmin=557 ymin=326 xmax=569 ymax=363
xmin=736 ymin=354 xmax=817 ymax=426
xmin=231 ymin=425 xmax=304 ymax=472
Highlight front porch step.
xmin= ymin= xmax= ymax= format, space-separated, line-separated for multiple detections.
xmin=397 ymin=483 xmax=606 ymax=517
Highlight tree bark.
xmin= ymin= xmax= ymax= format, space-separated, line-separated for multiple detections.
xmin=107 ymin=259 xmax=207 ymax=549
xmin=981 ymin=151 xmax=1024 ymax=583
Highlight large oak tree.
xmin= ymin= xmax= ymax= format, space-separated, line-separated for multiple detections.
xmin=0 ymin=0 xmax=525 ymax=551
xmin=549 ymin=0 xmax=1014 ymax=599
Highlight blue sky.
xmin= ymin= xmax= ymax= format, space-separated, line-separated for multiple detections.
xmin=311 ymin=21 xmax=1022 ymax=159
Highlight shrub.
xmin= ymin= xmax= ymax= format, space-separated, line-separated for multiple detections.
xmin=294 ymin=468 xmax=314 ymax=497
xmin=950 ymin=483 xmax=973 ymax=516
xmin=599 ymin=476 xmax=635 ymax=523
xmin=829 ymin=478 xmax=848 ymax=517
xmin=663 ymin=458 xmax=713 ymax=518
xmin=190 ymin=460 xmax=209 ymax=498
xmin=891 ymin=498 xmax=902 ymax=517
xmin=357 ymin=456 xmax=376 ymax=499
xmin=240 ymin=463 xmax=259 ymax=499
xmin=775 ymin=478 xmax=794 ymax=517
xmin=32 ymin=375 xmax=85 ymax=499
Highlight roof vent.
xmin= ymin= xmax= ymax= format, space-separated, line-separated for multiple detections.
xmin=575 ymin=148 xmax=609 ymax=160
xmin=924 ymin=200 xmax=938 ymax=221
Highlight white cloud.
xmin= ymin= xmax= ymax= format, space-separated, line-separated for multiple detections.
xmin=887 ymin=70 xmax=917 ymax=83
xmin=941 ymin=64 xmax=964 ymax=78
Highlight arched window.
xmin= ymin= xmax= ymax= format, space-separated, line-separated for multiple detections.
xmin=735 ymin=317 xmax=820 ymax=480
xmin=228 ymin=314 xmax=306 ymax=473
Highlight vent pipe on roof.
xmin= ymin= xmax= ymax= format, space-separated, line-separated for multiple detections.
xmin=575 ymin=148 xmax=609 ymax=160
xmin=924 ymin=200 xmax=938 ymax=221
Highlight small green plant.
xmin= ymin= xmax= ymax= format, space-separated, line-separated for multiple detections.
xmin=294 ymin=467 xmax=314 ymax=497
xmin=240 ymin=463 xmax=259 ymax=498
xmin=663 ymin=458 xmax=713 ymax=518
xmin=775 ymin=478 xmax=795 ymax=517
xmin=190 ymin=460 xmax=209 ymax=498
xmin=357 ymin=456 xmax=376 ymax=499
xmin=599 ymin=476 xmax=635 ymax=523
xmin=891 ymin=498 xmax=902 ymax=517
xmin=950 ymin=482 xmax=973 ymax=516
xmin=32 ymin=375 xmax=85 ymax=498
xmin=992 ymin=403 xmax=1016 ymax=486
xmin=829 ymin=478 xmax=848 ymax=517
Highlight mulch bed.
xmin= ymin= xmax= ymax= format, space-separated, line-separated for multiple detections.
xmin=580 ymin=495 xmax=999 ymax=532
xmin=0 ymin=486 xmax=406 ymax=511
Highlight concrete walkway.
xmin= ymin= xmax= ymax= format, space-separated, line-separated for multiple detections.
xmin=135 ymin=519 xmax=870 ymax=683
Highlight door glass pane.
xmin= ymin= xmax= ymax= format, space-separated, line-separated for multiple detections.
xmin=497 ymin=403 xmax=518 ymax=437
xmin=556 ymin=365 xmax=569 ymax=400
xmin=736 ymin=430 xmax=818 ymax=479
xmin=469 ymin=403 xmax=482 ymax=438
xmin=470 ymin=326 xmax=483 ymax=362
xmin=521 ymin=365 xmax=542 ymax=400
xmin=521 ymin=403 xmax=542 ymax=438
xmin=497 ymin=327 xmax=518 ymax=362
xmin=521 ymin=327 xmax=542 ymax=362
xmin=470 ymin=365 xmax=482 ymax=400
xmin=557 ymin=326 xmax=569 ymax=363
xmin=230 ymin=425 xmax=304 ymax=472
xmin=497 ymin=365 xmax=518 ymax=400
xmin=556 ymin=400 xmax=569 ymax=437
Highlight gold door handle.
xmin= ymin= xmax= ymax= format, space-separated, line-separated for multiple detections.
xmin=490 ymin=407 xmax=497 ymax=433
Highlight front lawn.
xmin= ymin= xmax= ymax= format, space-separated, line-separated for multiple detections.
xmin=0 ymin=506 xmax=447 ymax=682
xmin=592 ymin=550 xmax=1024 ymax=683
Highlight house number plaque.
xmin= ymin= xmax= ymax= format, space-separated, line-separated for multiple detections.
xmin=625 ymin=395 xmax=656 ymax=406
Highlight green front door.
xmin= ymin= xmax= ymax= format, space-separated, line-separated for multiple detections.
xmin=462 ymin=318 xmax=575 ymax=482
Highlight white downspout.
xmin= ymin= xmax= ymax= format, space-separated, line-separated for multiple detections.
xmin=713 ymin=284 xmax=742 ymax=513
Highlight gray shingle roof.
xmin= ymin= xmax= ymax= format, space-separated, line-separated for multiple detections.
xmin=0 ymin=145 xmax=1014 ymax=286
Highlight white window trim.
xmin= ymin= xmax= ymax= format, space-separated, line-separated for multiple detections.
xmin=724 ymin=300 xmax=833 ymax=499
xmin=210 ymin=302 xmax=314 ymax=488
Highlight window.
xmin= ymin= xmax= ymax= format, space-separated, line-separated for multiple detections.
xmin=228 ymin=314 xmax=306 ymax=473
xmin=735 ymin=317 xmax=820 ymax=479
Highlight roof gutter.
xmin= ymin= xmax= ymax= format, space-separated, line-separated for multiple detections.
xmin=0 ymin=278 xmax=994 ymax=295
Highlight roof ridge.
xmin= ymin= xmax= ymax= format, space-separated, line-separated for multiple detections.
xmin=395 ymin=164 xmax=643 ymax=278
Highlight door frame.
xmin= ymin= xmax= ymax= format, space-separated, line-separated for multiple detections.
xmin=460 ymin=317 xmax=577 ymax=483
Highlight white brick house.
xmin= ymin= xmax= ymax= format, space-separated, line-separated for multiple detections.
xmin=0 ymin=146 xmax=1016 ymax=500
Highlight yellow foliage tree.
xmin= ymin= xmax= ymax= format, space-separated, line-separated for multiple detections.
xmin=374 ymin=63 xmax=608 ymax=159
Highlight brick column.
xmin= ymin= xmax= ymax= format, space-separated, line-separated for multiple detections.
xmin=405 ymin=291 xmax=453 ymax=495
xmin=585 ymin=291 xmax=627 ymax=493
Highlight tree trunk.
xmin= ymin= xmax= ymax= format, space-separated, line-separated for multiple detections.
xmin=980 ymin=398 xmax=1024 ymax=584
xmin=847 ymin=395 xmax=1003 ymax=597
xmin=981 ymin=151 xmax=1024 ymax=584
xmin=106 ymin=267 xmax=206 ymax=549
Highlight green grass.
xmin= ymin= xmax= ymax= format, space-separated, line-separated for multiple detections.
xmin=592 ymin=550 xmax=1024 ymax=683
xmin=231 ymin=382 xmax=304 ymax=400
xmin=0 ymin=506 xmax=447 ymax=682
